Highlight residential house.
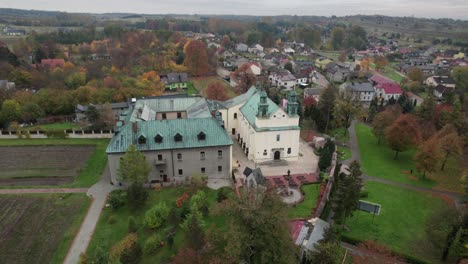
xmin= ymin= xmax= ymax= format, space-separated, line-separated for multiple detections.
xmin=106 ymin=96 xmax=233 ymax=184
xmin=216 ymin=87 xmax=300 ymax=162
xmin=294 ymin=72 xmax=309 ymax=86
xmin=161 ymin=73 xmax=189 ymax=90
xmin=269 ymin=70 xmax=297 ymax=90
xmin=433 ymin=84 xmax=454 ymax=99
xmin=295 ymin=218 xmax=330 ymax=260
xmin=2 ymin=25 xmax=26 ymax=36
xmin=303 ymin=88 xmax=322 ymax=102
xmin=374 ymin=82 xmax=403 ymax=102
xmin=75 ymin=102 xmax=130 ymax=122
xmin=369 ymin=74 xmax=393 ymax=86
xmin=246 ymin=62 xmax=262 ymax=76
xmin=315 ymin=58 xmax=333 ymax=70
xmin=0 ymin=80 xmax=15 ymax=90
xmin=407 ymin=92 xmax=424 ymax=107
xmin=326 ymin=62 xmax=351 ymax=83
xmin=236 ymin=43 xmax=248 ymax=52
xmin=284 ymin=47 xmax=295 ymax=54
xmin=248 ymin=44 xmax=264 ymax=54
xmin=339 ymin=82 xmax=375 ymax=103
xmin=425 ymin=76 xmax=456 ymax=89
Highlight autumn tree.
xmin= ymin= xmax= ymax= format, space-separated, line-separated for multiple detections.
xmin=205 ymin=82 xmax=228 ymax=101
xmin=218 ymin=188 xmax=298 ymax=263
xmin=109 ymin=233 xmax=142 ymax=264
xmin=374 ymin=56 xmax=388 ymax=71
xmin=407 ymin=67 xmax=424 ymax=83
xmin=231 ymin=64 xmax=256 ymax=93
xmin=334 ymin=92 xmax=363 ymax=137
xmin=414 ymin=138 xmax=442 ymax=178
xmin=184 ymin=40 xmax=210 ymax=76
xmin=360 ymin=57 xmax=372 ymax=72
xmin=434 ymin=125 xmax=463 ymax=171
xmin=385 ymin=114 xmax=422 ymax=159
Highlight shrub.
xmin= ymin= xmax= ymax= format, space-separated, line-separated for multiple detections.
xmin=127 ymin=183 xmax=148 ymax=208
xmin=216 ymin=188 xmax=228 ymax=203
xmin=359 ymin=191 xmax=369 ymax=198
xmin=107 ymin=215 xmax=117 ymax=225
xmin=143 ymin=235 xmax=162 ymax=255
xmin=144 ymin=202 xmax=170 ymax=229
xmin=128 ymin=216 xmax=137 ymax=233
xmin=168 ymin=208 xmax=181 ymax=227
xmin=45 ymin=129 xmax=68 ymax=138
xmin=176 ymin=193 xmax=189 ymax=208
xmin=189 ymin=190 xmax=207 ymax=211
xmin=108 ymin=190 xmax=126 ymax=209
xmin=109 ymin=233 xmax=142 ymax=264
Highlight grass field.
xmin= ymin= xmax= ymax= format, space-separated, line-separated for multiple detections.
xmin=0 ymin=139 xmax=108 ymax=188
xmin=87 ymin=187 xmax=230 ymax=263
xmin=288 ymin=183 xmax=321 ymax=219
xmin=355 ymin=124 xmax=435 ymax=188
xmin=186 ymin=82 xmax=198 ymax=96
xmin=328 ymin=126 xmax=350 ymax=142
xmin=190 ymin=76 xmax=238 ymax=99
xmin=342 ymin=181 xmax=447 ymax=262
xmin=0 ymin=193 xmax=91 ymax=264
xmin=24 ymin=122 xmax=81 ymax=131
xmin=370 ymin=64 xmax=405 ymax=83
xmin=337 ymin=146 xmax=352 ymax=161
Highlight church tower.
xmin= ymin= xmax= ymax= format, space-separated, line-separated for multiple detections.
xmin=257 ymin=90 xmax=269 ymax=117
xmin=287 ymin=90 xmax=298 ymax=116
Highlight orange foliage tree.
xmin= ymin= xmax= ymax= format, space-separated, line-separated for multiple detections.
xmin=231 ymin=64 xmax=256 ymax=93
xmin=206 ymin=82 xmax=229 ymax=101
xmin=385 ymin=114 xmax=422 ymax=159
xmin=184 ymin=40 xmax=210 ymax=76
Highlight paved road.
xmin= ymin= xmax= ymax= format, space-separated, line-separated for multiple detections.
xmin=63 ymin=165 xmax=117 ymax=264
xmin=0 ymin=188 xmax=88 ymax=194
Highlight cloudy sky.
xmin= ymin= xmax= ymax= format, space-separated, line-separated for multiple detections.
xmin=1 ymin=0 xmax=467 ymax=19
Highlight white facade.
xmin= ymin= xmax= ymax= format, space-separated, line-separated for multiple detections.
xmin=374 ymin=87 xmax=401 ymax=101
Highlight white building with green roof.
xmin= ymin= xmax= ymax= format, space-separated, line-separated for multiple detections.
xmin=216 ymin=86 xmax=300 ymax=162
xmin=106 ymin=95 xmax=233 ymax=185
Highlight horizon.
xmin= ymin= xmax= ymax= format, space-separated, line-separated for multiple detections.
xmin=1 ymin=1 xmax=468 ymax=20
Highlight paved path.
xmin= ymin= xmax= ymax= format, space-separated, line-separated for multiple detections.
xmin=64 ymin=165 xmax=117 ymax=264
xmin=0 ymin=188 xmax=88 ymax=194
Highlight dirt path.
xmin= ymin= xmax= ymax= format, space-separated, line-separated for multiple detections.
xmin=0 ymin=188 xmax=88 ymax=194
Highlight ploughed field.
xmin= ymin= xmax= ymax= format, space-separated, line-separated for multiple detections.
xmin=0 ymin=194 xmax=90 ymax=264
xmin=0 ymin=145 xmax=95 ymax=186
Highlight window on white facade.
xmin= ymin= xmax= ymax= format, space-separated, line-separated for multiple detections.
xmin=218 ymin=150 xmax=223 ymax=158
xmin=276 ymin=134 xmax=280 ymax=141
xmin=200 ymin=152 xmax=205 ymax=160
xmin=218 ymin=166 xmax=222 ymax=172
xmin=201 ymin=167 xmax=206 ymax=173
xmin=177 ymin=153 xmax=182 ymax=160
xmin=234 ymin=113 xmax=237 ymax=119
xmin=263 ymin=150 xmax=267 ymax=156
xmin=178 ymin=169 xmax=183 ymax=175
xmin=287 ymin=148 xmax=291 ymax=154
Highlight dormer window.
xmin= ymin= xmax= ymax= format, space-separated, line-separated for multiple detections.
xmin=174 ymin=133 xmax=183 ymax=142
xmin=197 ymin=131 xmax=206 ymax=140
xmin=154 ymin=134 xmax=163 ymax=143
xmin=138 ymin=135 xmax=146 ymax=144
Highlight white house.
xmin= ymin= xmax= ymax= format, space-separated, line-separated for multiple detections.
xmin=216 ymin=87 xmax=300 ymax=162
xmin=339 ymin=82 xmax=375 ymax=102
xmin=284 ymin=47 xmax=295 ymax=54
xmin=236 ymin=43 xmax=248 ymax=52
xmin=424 ymin=76 xmax=456 ymax=89
xmin=374 ymin=82 xmax=403 ymax=102
xmin=269 ymin=71 xmax=297 ymax=90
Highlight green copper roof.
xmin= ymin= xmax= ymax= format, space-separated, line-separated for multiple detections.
xmin=106 ymin=117 xmax=232 ymax=153
xmin=240 ymin=90 xmax=280 ymax=127
xmin=219 ymin=86 xmax=257 ymax=108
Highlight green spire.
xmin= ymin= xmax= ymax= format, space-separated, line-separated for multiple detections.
xmin=258 ymin=90 xmax=269 ymax=117
xmin=287 ymin=90 xmax=298 ymax=116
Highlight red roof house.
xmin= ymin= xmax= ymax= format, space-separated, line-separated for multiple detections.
xmin=375 ymin=82 xmax=402 ymax=101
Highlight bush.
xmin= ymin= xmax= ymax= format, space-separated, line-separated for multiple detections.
xmin=168 ymin=208 xmax=181 ymax=227
xmin=107 ymin=215 xmax=117 ymax=225
xmin=108 ymin=190 xmax=126 ymax=209
xmin=216 ymin=188 xmax=228 ymax=203
xmin=360 ymin=191 xmax=369 ymax=198
xmin=128 ymin=216 xmax=137 ymax=233
xmin=127 ymin=183 xmax=148 ymax=208
xmin=143 ymin=235 xmax=162 ymax=255
xmin=109 ymin=233 xmax=142 ymax=264
xmin=144 ymin=202 xmax=170 ymax=229
xmin=45 ymin=129 xmax=68 ymax=138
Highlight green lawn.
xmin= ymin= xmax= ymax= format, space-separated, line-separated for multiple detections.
xmin=24 ymin=122 xmax=81 ymax=131
xmin=87 ymin=187 xmax=231 ymax=263
xmin=342 ymin=181 xmax=446 ymax=263
xmin=328 ymin=126 xmax=350 ymax=142
xmin=288 ymin=183 xmax=321 ymax=219
xmin=370 ymin=64 xmax=404 ymax=83
xmin=186 ymin=82 xmax=198 ymax=96
xmin=0 ymin=139 xmax=109 ymax=188
xmin=355 ymin=124 xmax=435 ymax=188
xmin=337 ymin=146 xmax=351 ymax=161
xmin=190 ymin=76 xmax=238 ymax=99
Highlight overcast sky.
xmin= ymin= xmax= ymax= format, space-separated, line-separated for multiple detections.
xmin=1 ymin=0 xmax=467 ymax=20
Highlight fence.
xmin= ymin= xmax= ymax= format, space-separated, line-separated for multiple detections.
xmin=0 ymin=129 xmax=114 ymax=139
xmin=313 ymin=149 xmax=338 ymax=218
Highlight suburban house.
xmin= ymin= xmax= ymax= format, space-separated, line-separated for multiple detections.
xmin=246 ymin=62 xmax=262 ymax=76
xmin=374 ymin=82 xmax=403 ymax=102
xmin=326 ymin=62 xmax=351 ymax=83
xmin=425 ymin=76 xmax=456 ymax=89
xmin=433 ymin=84 xmax=455 ymax=99
xmin=216 ymin=86 xmax=300 ymax=162
xmin=106 ymin=95 xmax=233 ymax=185
xmin=369 ymin=74 xmax=393 ymax=86
xmin=2 ymin=25 xmax=26 ymax=36
xmin=304 ymin=88 xmax=322 ymax=102
xmin=162 ymin=73 xmax=189 ymax=90
xmin=75 ymin=102 xmax=130 ymax=122
xmin=294 ymin=72 xmax=309 ymax=86
xmin=236 ymin=43 xmax=248 ymax=52
xmin=0 ymin=80 xmax=15 ymax=90
xmin=248 ymin=44 xmax=264 ymax=54
xmin=315 ymin=58 xmax=333 ymax=70
xmin=269 ymin=70 xmax=297 ymax=90
xmin=407 ymin=92 xmax=424 ymax=107
xmin=284 ymin=47 xmax=295 ymax=54
xmin=339 ymin=82 xmax=375 ymax=103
